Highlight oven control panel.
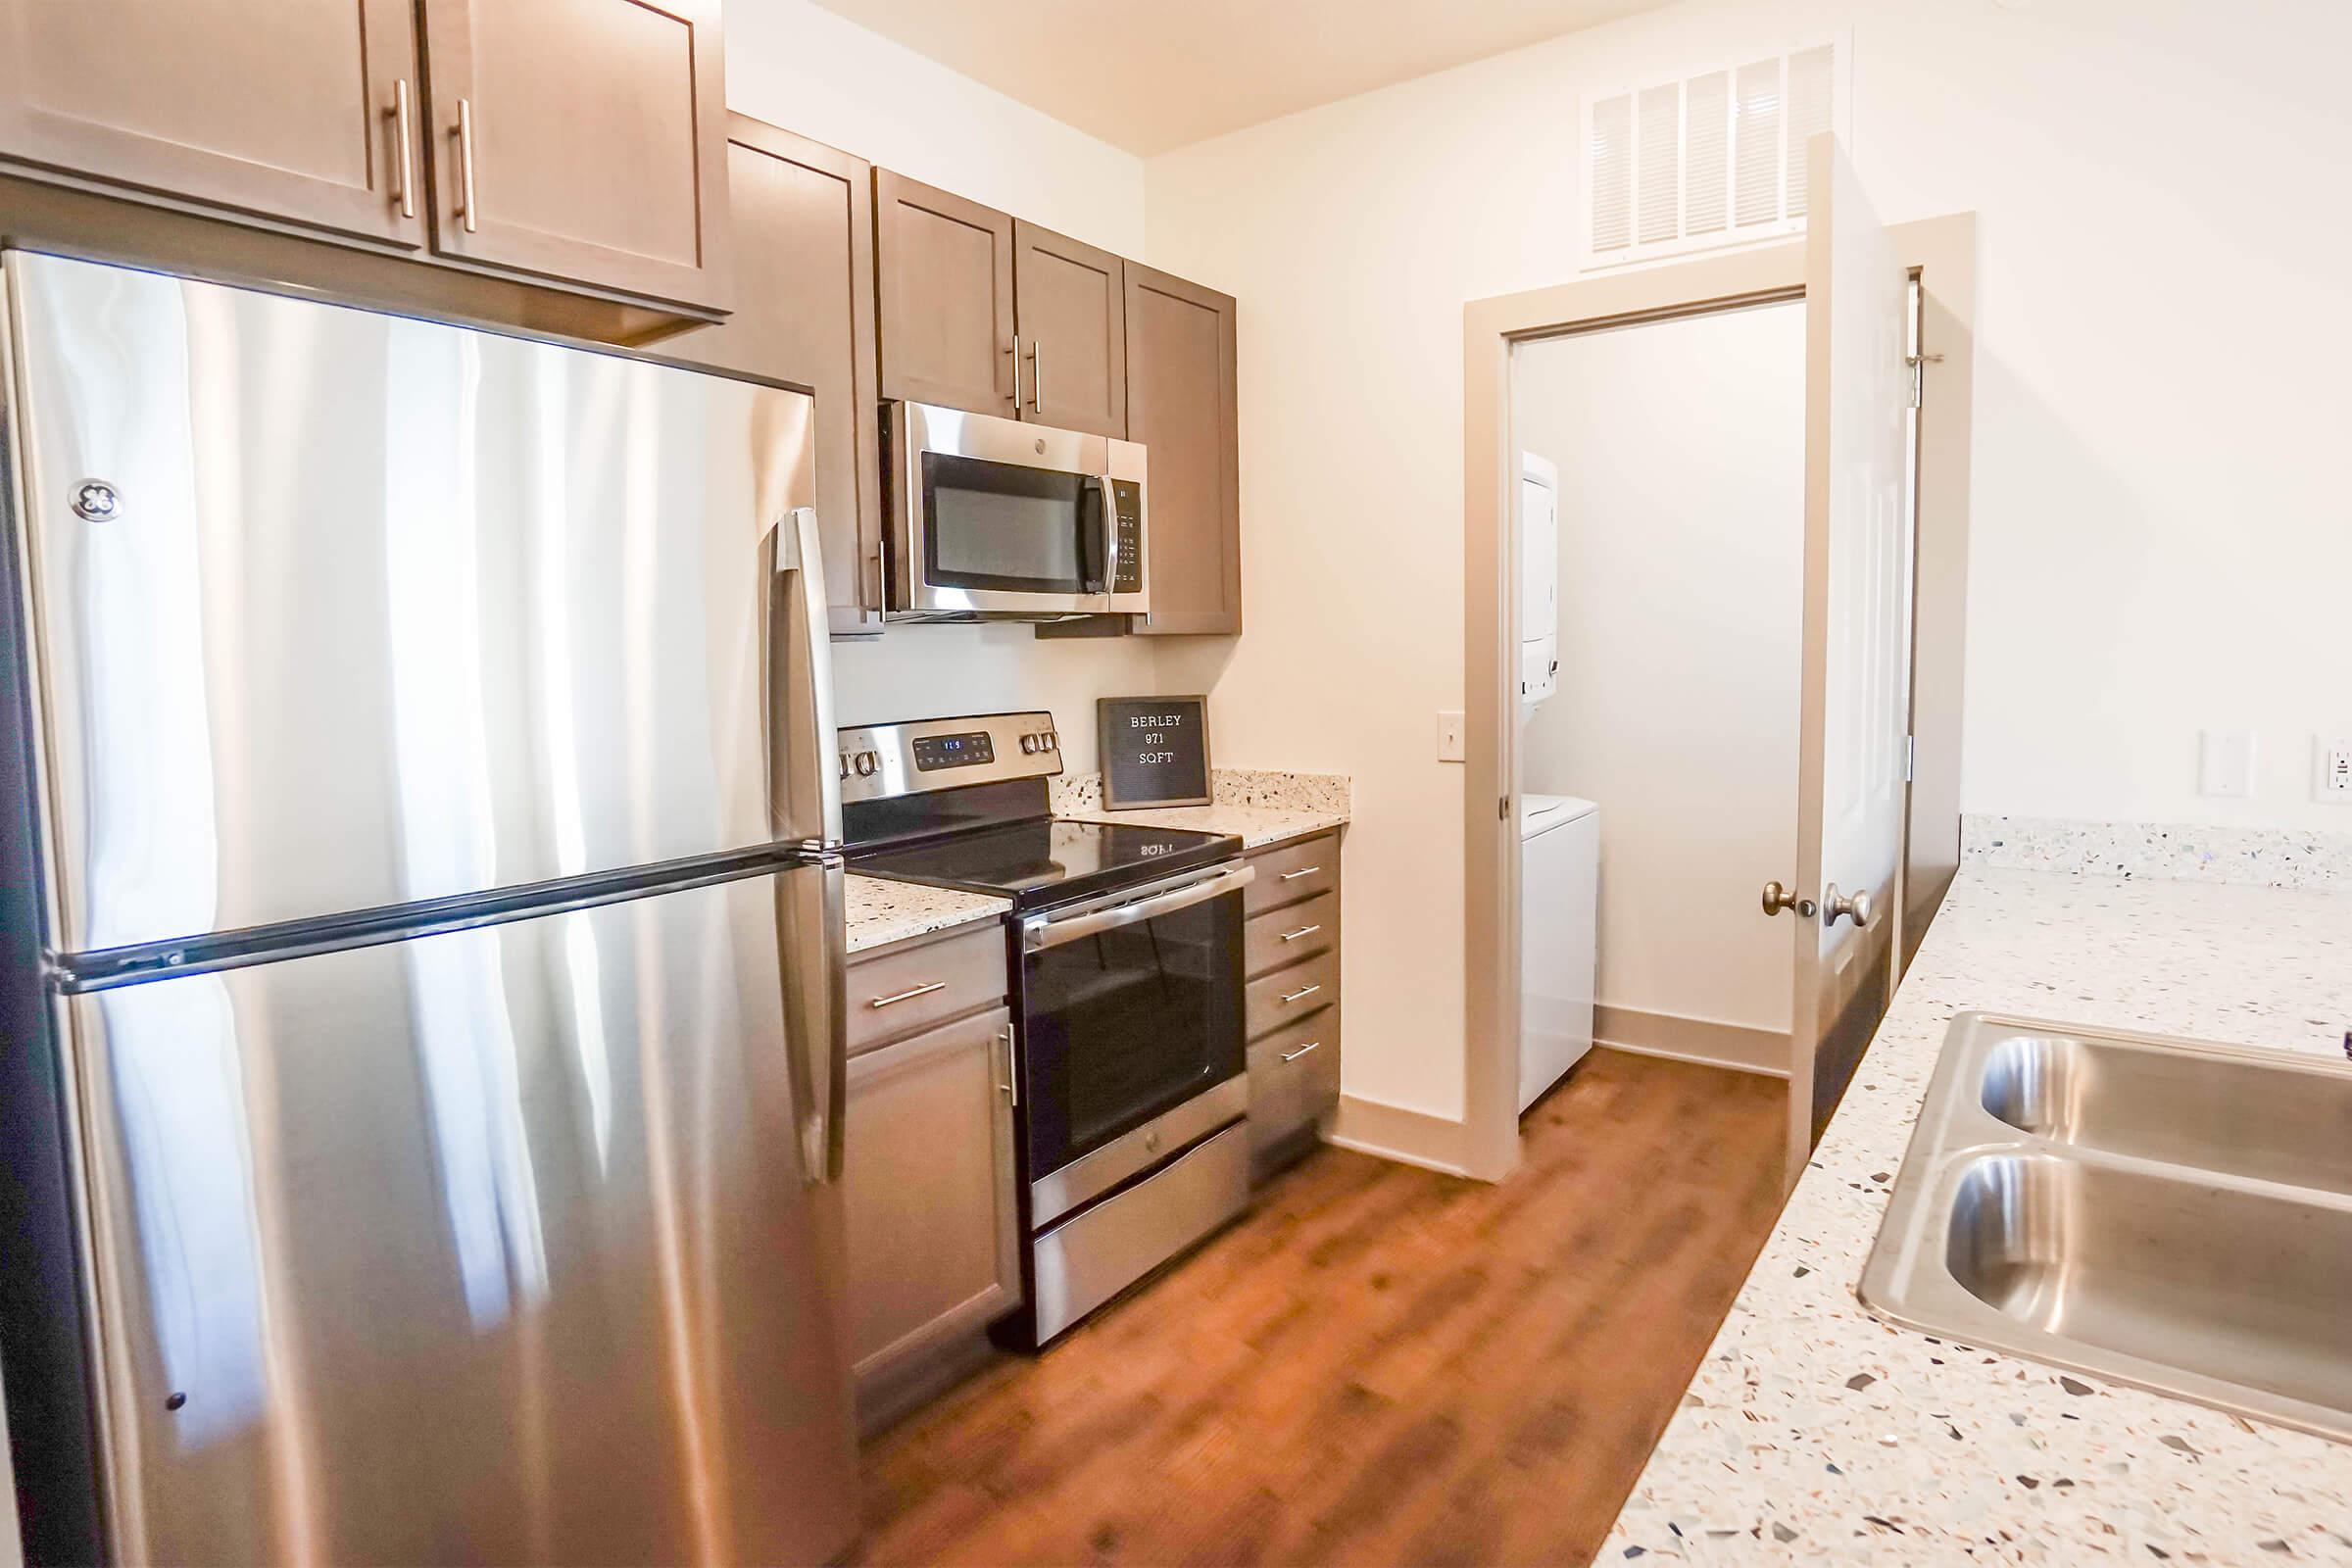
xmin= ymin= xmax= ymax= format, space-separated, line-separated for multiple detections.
xmin=838 ymin=710 xmax=1061 ymax=804
xmin=911 ymin=731 xmax=995 ymax=771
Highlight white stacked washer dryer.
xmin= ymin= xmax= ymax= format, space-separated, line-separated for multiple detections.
xmin=1518 ymin=450 xmax=1599 ymax=1112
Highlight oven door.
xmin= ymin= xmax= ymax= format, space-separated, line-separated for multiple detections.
xmin=1019 ymin=862 xmax=1251 ymax=1225
xmin=890 ymin=401 xmax=1119 ymax=616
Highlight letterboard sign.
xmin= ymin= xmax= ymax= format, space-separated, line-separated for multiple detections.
xmin=1098 ymin=696 xmax=1212 ymax=809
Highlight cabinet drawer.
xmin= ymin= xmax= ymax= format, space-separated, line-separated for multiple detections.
xmin=847 ymin=920 xmax=1006 ymax=1056
xmin=1245 ymin=891 xmax=1336 ymax=978
xmin=1245 ymin=947 xmax=1339 ymax=1042
xmin=1245 ymin=834 xmax=1338 ymax=915
xmin=1248 ymin=1010 xmax=1339 ymax=1166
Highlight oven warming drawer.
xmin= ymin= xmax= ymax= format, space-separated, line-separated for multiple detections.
xmin=1030 ymin=1122 xmax=1250 ymax=1344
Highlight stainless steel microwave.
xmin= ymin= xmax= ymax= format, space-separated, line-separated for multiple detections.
xmin=886 ymin=401 xmax=1148 ymax=619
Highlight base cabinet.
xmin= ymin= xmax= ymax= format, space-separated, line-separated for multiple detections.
xmin=1243 ymin=830 xmax=1344 ymax=1183
xmin=840 ymin=924 xmax=1019 ymax=1428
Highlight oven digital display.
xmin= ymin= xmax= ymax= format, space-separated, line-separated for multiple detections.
xmin=910 ymin=732 xmax=996 ymax=771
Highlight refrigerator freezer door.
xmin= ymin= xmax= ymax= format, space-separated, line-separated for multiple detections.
xmin=3 ymin=251 xmax=824 ymax=956
xmin=64 ymin=863 xmax=858 ymax=1566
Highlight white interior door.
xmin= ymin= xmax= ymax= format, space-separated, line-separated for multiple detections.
xmin=1787 ymin=135 xmax=1913 ymax=1186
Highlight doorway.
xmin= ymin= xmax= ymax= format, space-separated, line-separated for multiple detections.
xmin=1510 ymin=299 xmax=1809 ymax=1100
xmin=1457 ymin=151 xmax=1977 ymax=1186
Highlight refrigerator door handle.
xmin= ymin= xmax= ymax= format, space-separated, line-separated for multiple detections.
xmin=769 ymin=505 xmax=843 ymax=852
xmin=767 ymin=506 xmax=848 ymax=1185
xmin=780 ymin=857 xmax=849 ymax=1187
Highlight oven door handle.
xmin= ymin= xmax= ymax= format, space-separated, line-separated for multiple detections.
xmin=1023 ymin=863 xmax=1254 ymax=952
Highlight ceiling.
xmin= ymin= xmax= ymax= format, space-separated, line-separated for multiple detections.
xmin=808 ymin=0 xmax=1678 ymax=157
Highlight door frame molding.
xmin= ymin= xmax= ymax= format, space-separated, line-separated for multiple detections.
xmin=1458 ymin=210 xmax=1976 ymax=1183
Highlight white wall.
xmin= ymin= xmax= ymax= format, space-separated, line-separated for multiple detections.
xmin=724 ymin=0 xmax=1161 ymax=760
xmin=1145 ymin=0 xmax=2352 ymax=1124
xmin=1515 ymin=302 xmax=1805 ymax=1037
xmin=724 ymin=0 xmax=1145 ymax=254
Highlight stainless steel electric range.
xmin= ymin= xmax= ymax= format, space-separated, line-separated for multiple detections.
xmin=839 ymin=710 xmax=1254 ymax=1345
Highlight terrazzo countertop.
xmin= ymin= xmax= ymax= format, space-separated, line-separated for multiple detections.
xmin=1601 ymin=866 xmax=2352 ymax=1565
xmin=1051 ymin=766 xmax=1349 ymax=851
xmin=843 ymin=873 xmax=1006 ymax=956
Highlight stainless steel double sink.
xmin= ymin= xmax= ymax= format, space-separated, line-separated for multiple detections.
xmin=1858 ymin=1013 xmax=2352 ymax=1444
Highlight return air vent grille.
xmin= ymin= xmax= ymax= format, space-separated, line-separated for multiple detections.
xmin=1582 ymin=38 xmax=1844 ymax=270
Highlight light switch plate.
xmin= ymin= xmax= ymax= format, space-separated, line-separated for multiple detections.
xmin=2198 ymin=728 xmax=2257 ymax=798
xmin=1437 ymin=710 xmax=1465 ymax=762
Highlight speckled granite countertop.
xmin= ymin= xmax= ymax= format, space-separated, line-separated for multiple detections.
xmin=1051 ymin=766 xmax=1349 ymax=851
xmin=843 ymin=874 xmax=1006 ymax=956
xmin=1601 ymin=867 xmax=2352 ymax=1565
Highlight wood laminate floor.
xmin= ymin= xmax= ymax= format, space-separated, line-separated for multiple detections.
xmin=858 ymin=1049 xmax=1788 ymax=1568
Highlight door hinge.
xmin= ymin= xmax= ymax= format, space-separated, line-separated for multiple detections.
xmin=1498 ymin=795 xmax=1511 ymax=821
xmin=1904 ymin=734 xmax=1917 ymax=783
xmin=1904 ymin=351 xmax=1943 ymax=410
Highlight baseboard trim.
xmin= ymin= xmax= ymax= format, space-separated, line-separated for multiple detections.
xmin=1327 ymin=1094 xmax=1472 ymax=1177
xmin=1593 ymin=1004 xmax=1789 ymax=1079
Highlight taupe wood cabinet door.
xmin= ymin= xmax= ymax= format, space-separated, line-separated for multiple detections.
xmin=843 ymin=1008 xmax=1021 ymax=1382
xmin=1011 ymin=220 xmax=1125 ymax=438
xmin=1125 ymin=263 xmax=1241 ymax=634
xmin=0 ymin=0 xmax=426 ymax=247
xmin=415 ymin=0 xmax=731 ymax=311
xmin=668 ymin=117 xmax=882 ymax=633
xmin=874 ymin=169 xmax=1015 ymax=416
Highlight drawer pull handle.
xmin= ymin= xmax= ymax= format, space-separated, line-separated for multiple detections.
xmin=1279 ymin=983 xmax=1323 ymax=1004
xmin=1280 ymin=1041 xmax=1323 ymax=1063
xmin=867 ymin=980 xmax=947 ymax=1009
xmin=1279 ymin=866 xmax=1321 ymax=881
xmin=1279 ymin=924 xmax=1323 ymax=943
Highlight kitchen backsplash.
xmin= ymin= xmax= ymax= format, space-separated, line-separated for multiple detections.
xmin=1962 ymin=813 xmax=2352 ymax=892
xmin=1050 ymin=767 xmax=1351 ymax=817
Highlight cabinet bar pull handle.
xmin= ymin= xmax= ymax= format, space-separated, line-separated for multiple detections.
xmin=867 ymin=979 xmax=947 ymax=1009
xmin=1279 ymin=866 xmax=1321 ymax=881
xmin=390 ymin=78 xmax=416 ymax=220
xmin=997 ymin=1028 xmax=1017 ymax=1106
xmin=1008 ymin=333 xmax=1022 ymax=410
xmin=455 ymin=97 xmax=479 ymax=233
xmin=1280 ymin=1041 xmax=1322 ymax=1063
xmin=1030 ymin=339 xmax=1043 ymax=413
xmin=1279 ymin=983 xmax=1322 ymax=1004
xmin=1279 ymin=924 xmax=1322 ymax=943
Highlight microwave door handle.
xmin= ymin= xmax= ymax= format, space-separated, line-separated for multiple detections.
xmin=1024 ymin=864 xmax=1255 ymax=951
xmin=1082 ymin=474 xmax=1112 ymax=595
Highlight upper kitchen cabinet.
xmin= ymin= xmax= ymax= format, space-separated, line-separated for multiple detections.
xmin=1124 ymin=264 xmax=1241 ymax=635
xmin=415 ymin=0 xmax=731 ymax=313
xmin=668 ymin=117 xmax=883 ymax=634
xmin=0 ymin=0 xmax=426 ymax=248
xmin=1011 ymin=220 xmax=1125 ymax=438
xmin=873 ymin=170 xmax=1016 ymax=416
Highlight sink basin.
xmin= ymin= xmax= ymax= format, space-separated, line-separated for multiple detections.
xmin=1859 ymin=1013 xmax=2352 ymax=1444
xmin=1978 ymin=1029 xmax=2352 ymax=1196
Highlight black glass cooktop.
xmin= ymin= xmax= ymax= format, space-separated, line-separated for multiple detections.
xmin=847 ymin=816 xmax=1242 ymax=911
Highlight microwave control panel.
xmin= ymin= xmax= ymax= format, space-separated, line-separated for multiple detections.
xmin=1110 ymin=479 xmax=1144 ymax=595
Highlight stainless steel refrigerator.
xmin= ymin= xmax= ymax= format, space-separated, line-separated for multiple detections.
xmin=0 ymin=251 xmax=860 ymax=1565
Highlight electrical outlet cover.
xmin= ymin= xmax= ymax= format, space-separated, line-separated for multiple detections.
xmin=2319 ymin=736 xmax=2352 ymax=801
